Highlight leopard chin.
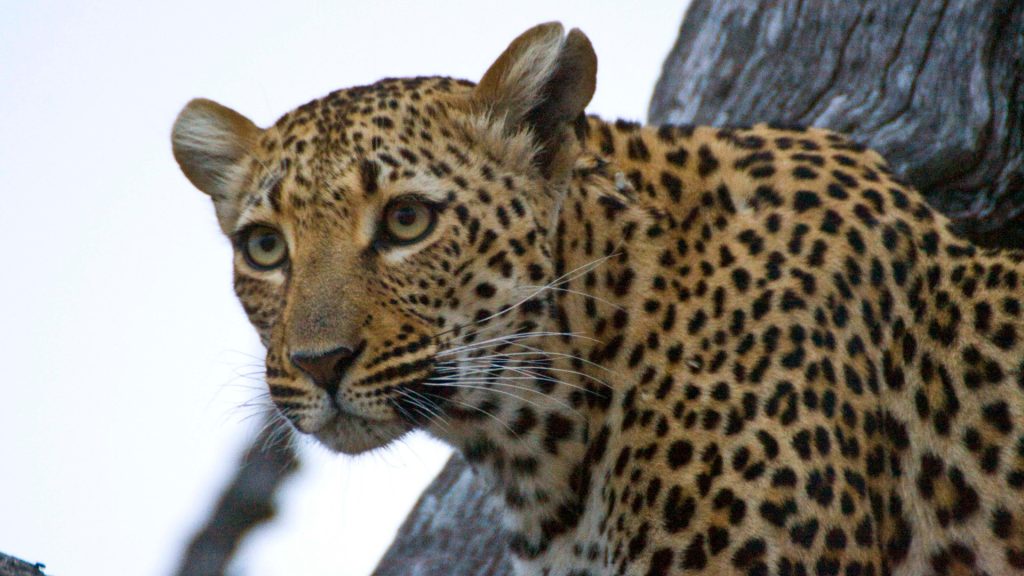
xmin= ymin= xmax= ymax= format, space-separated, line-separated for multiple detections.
xmin=310 ymin=410 xmax=411 ymax=455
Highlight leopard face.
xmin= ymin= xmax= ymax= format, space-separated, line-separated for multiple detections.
xmin=172 ymin=26 xmax=593 ymax=454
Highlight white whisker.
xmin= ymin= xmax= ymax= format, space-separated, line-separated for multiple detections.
xmin=517 ymin=284 xmax=624 ymax=311
xmin=426 ymin=379 xmax=581 ymax=417
xmin=468 ymin=252 xmax=621 ymax=327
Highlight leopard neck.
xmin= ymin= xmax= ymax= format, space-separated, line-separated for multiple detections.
xmin=448 ymin=156 xmax=664 ymax=564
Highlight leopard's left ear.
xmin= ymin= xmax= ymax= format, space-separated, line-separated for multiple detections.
xmin=474 ymin=22 xmax=597 ymax=179
xmin=172 ymin=98 xmax=261 ymax=232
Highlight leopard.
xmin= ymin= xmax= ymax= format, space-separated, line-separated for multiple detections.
xmin=171 ymin=22 xmax=1024 ymax=576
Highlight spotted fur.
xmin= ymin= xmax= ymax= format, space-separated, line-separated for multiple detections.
xmin=173 ymin=23 xmax=1024 ymax=576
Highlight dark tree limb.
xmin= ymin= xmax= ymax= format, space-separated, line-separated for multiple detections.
xmin=650 ymin=0 xmax=1024 ymax=248
xmin=0 ymin=553 xmax=47 ymax=576
xmin=173 ymin=422 xmax=299 ymax=576
xmin=372 ymin=454 xmax=512 ymax=576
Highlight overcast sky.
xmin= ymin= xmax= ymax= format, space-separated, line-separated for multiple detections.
xmin=0 ymin=2 xmax=689 ymax=574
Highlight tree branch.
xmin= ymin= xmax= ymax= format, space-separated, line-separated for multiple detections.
xmin=0 ymin=553 xmax=47 ymax=576
xmin=173 ymin=423 xmax=300 ymax=576
xmin=650 ymin=0 xmax=1024 ymax=247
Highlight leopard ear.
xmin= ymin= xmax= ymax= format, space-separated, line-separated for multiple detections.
xmin=474 ymin=23 xmax=597 ymax=178
xmin=172 ymin=98 xmax=260 ymax=231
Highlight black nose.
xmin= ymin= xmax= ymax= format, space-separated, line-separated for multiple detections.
xmin=290 ymin=345 xmax=357 ymax=395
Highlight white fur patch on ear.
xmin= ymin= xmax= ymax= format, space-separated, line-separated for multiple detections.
xmin=497 ymin=27 xmax=564 ymax=122
xmin=475 ymin=22 xmax=567 ymax=125
xmin=470 ymin=23 xmax=597 ymax=180
xmin=171 ymin=98 xmax=260 ymax=200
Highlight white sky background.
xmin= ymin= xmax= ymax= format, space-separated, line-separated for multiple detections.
xmin=0 ymin=1 xmax=689 ymax=574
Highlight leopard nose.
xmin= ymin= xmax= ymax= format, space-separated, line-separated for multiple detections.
xmin=290 ymin=345 xmax=357 ymax=395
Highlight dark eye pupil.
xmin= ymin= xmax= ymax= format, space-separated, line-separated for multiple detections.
xmin=257 ymin=235 xmax=277 ymax=252
xmin=394 ymin=206 xmax=418 ymax=226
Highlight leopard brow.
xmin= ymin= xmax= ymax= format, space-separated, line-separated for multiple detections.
xmin=385 ymin=171 xmax=452 ymax=204
xmin=228 ymin=173 xmax=287 ymax=237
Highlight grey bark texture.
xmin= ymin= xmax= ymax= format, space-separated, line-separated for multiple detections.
xmin=375 ymin=1 xmax=1024 ymax=573
xmin=650 ymin=0 xmax=1024 ymax=248
xmin=0 ymin=554 xmax=47 ymax=576
xmin=372 ymin=455 xmax=512 ymax=576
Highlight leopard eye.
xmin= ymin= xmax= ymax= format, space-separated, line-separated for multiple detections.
xmin=383 ymin=198 xmax=436 ymax=244
xmin=242 ymin=225 xmax=288 ymax=270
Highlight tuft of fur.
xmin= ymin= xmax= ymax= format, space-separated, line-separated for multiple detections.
xmin=474 ymin=22 xmax=568 ymax=126
xmin=171 ymin=98 xmax=261 ymax=231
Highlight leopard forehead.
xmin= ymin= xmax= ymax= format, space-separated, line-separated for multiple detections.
xmin=231 ymin=76 xmax=549 ymax=240
xmin=228 ymin=76 xmax=556 ymax=341
xmin=240 ymin=78 xmax=469 ymax=222
xmin=229 ymin=73 xmax=557 ymax=301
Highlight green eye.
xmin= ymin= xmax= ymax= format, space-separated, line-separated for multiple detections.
xmin=242 ymin=225 xmax=288 ymax=270
xmin=383 ymin=199 xmax=436 ymax=244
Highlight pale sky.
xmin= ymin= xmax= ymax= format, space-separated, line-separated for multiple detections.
xmin=0 ymin=2 xmax=689 ymax=574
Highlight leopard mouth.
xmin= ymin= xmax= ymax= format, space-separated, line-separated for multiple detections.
xmin=387 ymin=368 xmax=457 ymax=427
xmin=310 ymin=406 xmax=411 ymax=454
xmin=281 ymin=360 xmax=442 ymax=453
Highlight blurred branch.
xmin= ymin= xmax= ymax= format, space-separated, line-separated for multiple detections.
xmin=0 ymin=553 xmax=47 ymax=576
xmin=173 ymin=421 xmax=299 ymax=576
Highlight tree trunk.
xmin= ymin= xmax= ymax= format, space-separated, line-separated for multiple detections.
xmin=374 ymin=1 xmax=1024 ymax=574
xmin=0 ymin=553 xmax=47 ymax=576
xmin=649 ymin=0 xmax=1024 ymax=248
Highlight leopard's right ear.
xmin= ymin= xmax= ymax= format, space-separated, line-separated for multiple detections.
xmin=172 ymin=99 xmax=260 ymax=229
xmin=472 ymin=22 xmax=596 ymax=180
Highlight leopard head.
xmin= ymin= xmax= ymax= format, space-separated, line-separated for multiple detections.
xmin=171 ymin=23 xmax=597 ymax=453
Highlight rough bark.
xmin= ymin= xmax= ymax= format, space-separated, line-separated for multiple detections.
xmin=372 ymin=455 xmax=512 ymax=576
xmin=173 ymin=422 xmax=299 ymax=576
xmin=0 ymin=553 xmax=47 ymax=576
xmin=650 ymin=0 xmax=1024 ymax=248
xmin=376 ymin=1 xmax=1024 ymax=573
